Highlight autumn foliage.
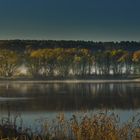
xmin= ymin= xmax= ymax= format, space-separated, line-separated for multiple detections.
xmin=0 ymin=47 xmax=140 ymax=77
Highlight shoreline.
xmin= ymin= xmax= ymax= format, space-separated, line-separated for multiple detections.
xmin=0 ymin=79 xmax=140 ymax=83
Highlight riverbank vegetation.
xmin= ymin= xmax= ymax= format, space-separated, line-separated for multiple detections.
xmin=0 ymin=112 xmax=140 ymax=140
xmin=0 ymin=40 xmax=140 ymax=78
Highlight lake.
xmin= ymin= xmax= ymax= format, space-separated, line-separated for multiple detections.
xmin=0 ymin=82 xmax=140 ymax=128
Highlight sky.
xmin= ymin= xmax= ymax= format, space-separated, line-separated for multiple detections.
xmin=0 ymin=0 xmax=140 ymax=41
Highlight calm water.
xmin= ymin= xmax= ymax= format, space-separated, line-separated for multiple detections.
xmin=0 ymin=82 xmax=140 ymax=127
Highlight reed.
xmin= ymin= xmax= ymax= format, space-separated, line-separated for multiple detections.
xmin=0 ymin=112 xmax=140 ymax=140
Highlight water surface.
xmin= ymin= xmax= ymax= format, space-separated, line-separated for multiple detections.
xmin=0 ymin=82 xmax=139 ymax=127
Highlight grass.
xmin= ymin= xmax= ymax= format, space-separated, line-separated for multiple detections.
xmin=0 ymin=112 xmax=140 ymax=140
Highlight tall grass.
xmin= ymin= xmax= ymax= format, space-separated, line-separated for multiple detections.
xmin=0 ymin=112 xmax=140 ymax=140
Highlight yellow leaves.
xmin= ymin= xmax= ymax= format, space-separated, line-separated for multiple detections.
xmin=0 ymin=49 xmax=19 ymax=64
xmin=117 ymin=52 xmax=129 ymax=63
xmin=57 ymin=55 xmax=63 ymax=61
xmin=74 ymin=56 xmax=81 ymax=63
xmin=111 ymin=50 xmax=117 ymax=56
xmin=107 ymin=49 xmax=132 ymax=64
xmin=111 ymin=49 xmax=122 ymax=57
xmin=133 ymin=51 xmax=140 ymax=62
xmin=0 ymin=49 xmax=20 ymax=76
xmin=80 ymin=49 xmax=89 ymax=55
xmin=30 ymin=49 xmax=43 ymax=58
xmin=29 ymin=48 xmax=92 ymax=62
xmin=29 ymin=48 xmax=93 ymax=66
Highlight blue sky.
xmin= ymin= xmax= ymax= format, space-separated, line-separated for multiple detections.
xmin=0 ymin=0 xmax=140 ymax=41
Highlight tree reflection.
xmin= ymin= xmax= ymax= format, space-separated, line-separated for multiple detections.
xmin=0 ymin=83 xmax=139 ymax=112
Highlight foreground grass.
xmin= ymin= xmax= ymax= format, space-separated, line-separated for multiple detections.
xmin=0 ymin=112 xmax=140 ymax=140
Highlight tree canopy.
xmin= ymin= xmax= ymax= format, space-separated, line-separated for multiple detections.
xmin=0 ymin=40 xmax=140 ymax=78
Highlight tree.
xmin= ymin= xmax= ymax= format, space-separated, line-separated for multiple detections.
xmin=0 ymin=49 xmax=21 ymax=77
xmin=25 ymin=49 xmax=43 ymax=77
xmin=133 ymin=50 xmax=140 ymax=74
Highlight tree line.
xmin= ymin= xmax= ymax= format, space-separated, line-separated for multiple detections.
xmin=0 ymin=47 xmax=140 ymax=78
xmin=0 ymin=40 xmax=140 ymax=52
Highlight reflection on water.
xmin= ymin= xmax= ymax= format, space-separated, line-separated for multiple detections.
xmin=0 ymin=82 xmax=140 ymax=127
xmin=0 ymin=82 xmax=139 ymax=112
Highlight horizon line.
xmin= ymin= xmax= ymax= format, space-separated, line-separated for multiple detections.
xmin=0 ymin=39 xmax=140 ymax=43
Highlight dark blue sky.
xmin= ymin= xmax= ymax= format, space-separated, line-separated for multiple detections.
xmin=0 ymin=0 xmax=140 ymax=41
